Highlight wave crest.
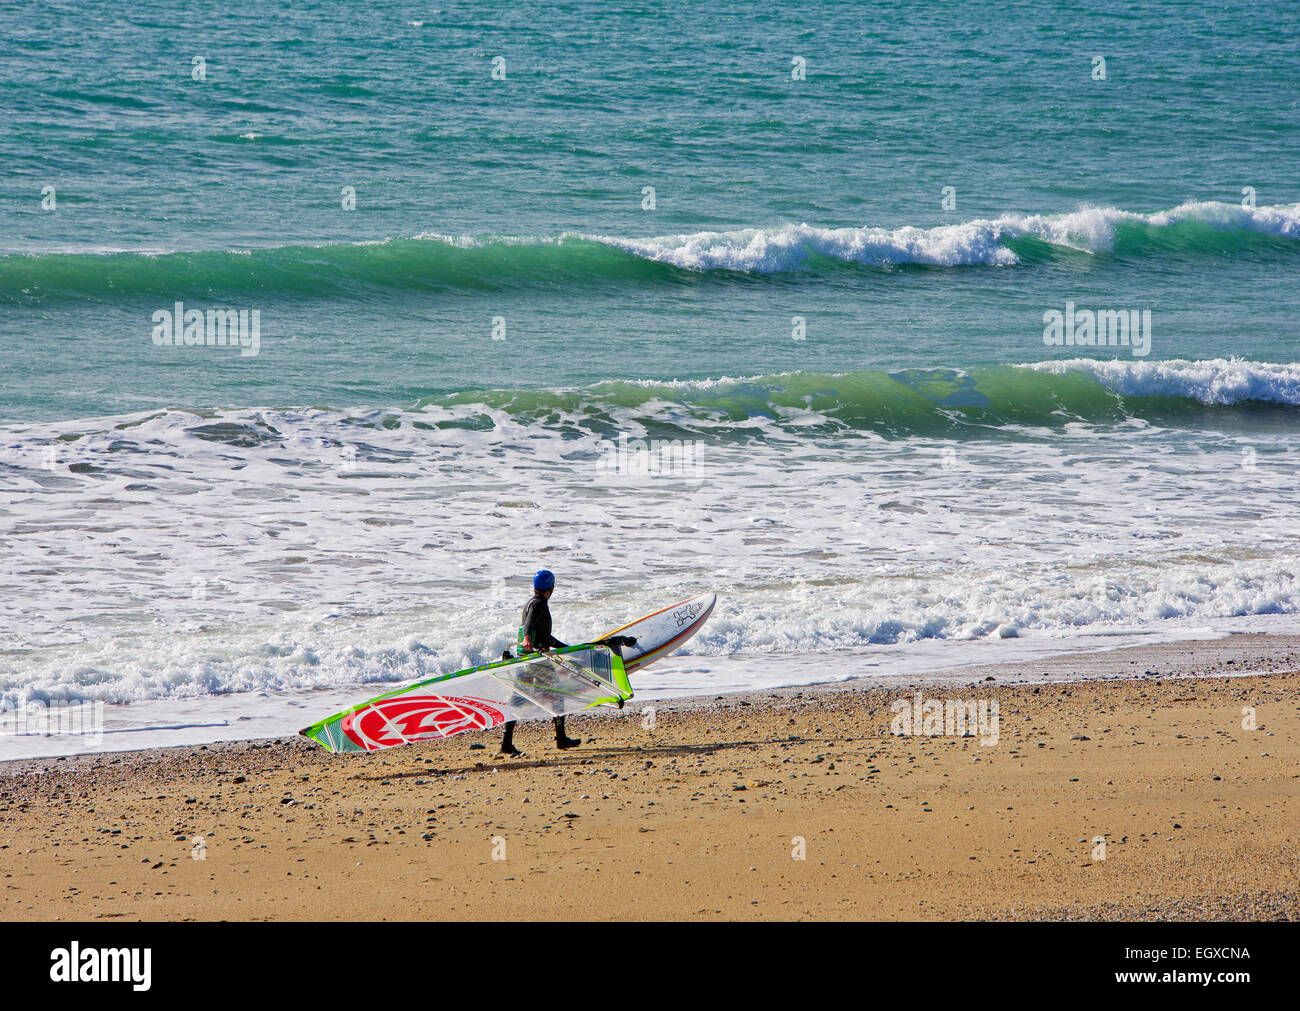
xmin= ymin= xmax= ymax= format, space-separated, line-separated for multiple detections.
xmin=5 ymin=201 xmax=1298 ymax=301
xmin=1024 ymin=357 xmax=1300 ymax=407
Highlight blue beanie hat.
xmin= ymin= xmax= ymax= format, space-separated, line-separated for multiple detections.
xmin=533 ymin=569 xmax=555 ymax=591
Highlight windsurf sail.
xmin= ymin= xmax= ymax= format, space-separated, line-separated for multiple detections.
xmin=300 ymin=644 xmax=630 ymax=754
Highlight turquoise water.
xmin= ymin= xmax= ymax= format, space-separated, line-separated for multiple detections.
xmin=3 ymin=0 xmax=1298 ymax=419
xmin=3 ymin=0 xmax=1300 ymax=752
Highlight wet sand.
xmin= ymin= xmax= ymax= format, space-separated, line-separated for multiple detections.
xmin=2 ymin=633 xmax=1297 ymax=921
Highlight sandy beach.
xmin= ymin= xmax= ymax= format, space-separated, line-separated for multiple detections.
xmin=2 ymin=633 xmax=1297 ymax=922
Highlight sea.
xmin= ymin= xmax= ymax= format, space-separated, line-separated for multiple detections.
xmin=2 ymin=0 xmax=1299 ymax=757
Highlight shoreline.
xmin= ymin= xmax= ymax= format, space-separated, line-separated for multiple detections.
xmin=1 ymin=632 xmax=1297 ymax=920
xmin=4 ymin=629 xmax=1297 ymax=768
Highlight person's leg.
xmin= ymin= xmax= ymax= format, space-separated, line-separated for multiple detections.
xmin=554 ymin=715 xmax=580 ymax=749
xmin=496 ymin=649 xmax=522 ymax=755
xmin=500 ymin=720 xmax=520 ymax=756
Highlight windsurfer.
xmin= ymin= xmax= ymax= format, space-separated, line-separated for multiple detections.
xmin=500 ymin=570 xmax=580 ymax=755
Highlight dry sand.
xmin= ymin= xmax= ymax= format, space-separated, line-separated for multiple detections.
xmin=2 ymin=633 xmax=1297 ymax=921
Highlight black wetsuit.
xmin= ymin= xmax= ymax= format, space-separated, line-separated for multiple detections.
xmin=520 ymin=592 xmax=566 ymax=653
xmin=499 ymin=591 xmax=578 ymax=753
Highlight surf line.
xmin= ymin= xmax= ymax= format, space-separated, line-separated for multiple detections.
xmin=151 ymin=301 xmax=261 ymax=357
xmin=1043 ymin=300 xmax=1151 ymax=358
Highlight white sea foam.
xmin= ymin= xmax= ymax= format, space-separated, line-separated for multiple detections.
xmin=592 ymin=200 xmax=1300 ymax=271
xmin=2 ymin=386 xmax=1299 ymax=754
xmin=1147 ymin=199 xmax=1300 ymax=239
xmin=597 ymin=222 xmax=1020 ymax=270
xmin=1024 ymin=357 xmax=1300 ymax=406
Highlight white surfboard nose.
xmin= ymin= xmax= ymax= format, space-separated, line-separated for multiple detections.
xmin=604 ymin=592 xmax=717 ymax=674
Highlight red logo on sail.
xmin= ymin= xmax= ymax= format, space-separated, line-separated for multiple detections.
xmin=342 ymin=695 xmax=505 ymax=750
